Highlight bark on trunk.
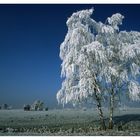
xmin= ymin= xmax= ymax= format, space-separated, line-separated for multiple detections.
xmin=92 ymin=73 xmax=106 ymax=130
xmin=94 ymin=89 xmax=106 ymax=130
xmin=108 ymin=89 xmax=115 ymax=129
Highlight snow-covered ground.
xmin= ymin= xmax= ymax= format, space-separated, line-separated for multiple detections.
xmin=0 ymin=108 xmax=140 ymax=136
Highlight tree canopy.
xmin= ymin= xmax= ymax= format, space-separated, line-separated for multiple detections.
xmin=57 ymin=8 xmax=140 ymax=107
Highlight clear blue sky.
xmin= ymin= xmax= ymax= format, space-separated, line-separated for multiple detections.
xmin=0 ymin=4 xmax=140 ymax=108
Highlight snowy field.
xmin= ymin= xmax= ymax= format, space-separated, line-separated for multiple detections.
xmin=0 ymin=108 xmax=140 ymax=136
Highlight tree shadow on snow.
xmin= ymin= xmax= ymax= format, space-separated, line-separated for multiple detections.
xmin=113 ymin=114 xmax=140 ymax=125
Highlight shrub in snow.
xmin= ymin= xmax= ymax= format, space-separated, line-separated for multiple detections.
xmin=2 ymin=104 xmax=9 ymax=110
xmin=23 ymin=104 xmax=31 ymax=111
xmin=45 ymin=107 xmax=49 ymax=111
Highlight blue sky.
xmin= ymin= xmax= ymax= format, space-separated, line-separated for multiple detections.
xmin=0 ymin=4 xmax=140 ymax=108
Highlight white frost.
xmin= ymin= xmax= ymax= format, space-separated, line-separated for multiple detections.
xmin=57 ymin=8 xmax=140 ymax=106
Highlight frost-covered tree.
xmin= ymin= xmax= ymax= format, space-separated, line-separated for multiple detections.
xmin=97 ymin=14 xmax=140 ymax=129
xmin=31 ymin=100 xmax=44 ymax=111
xmin=57 ymin=8 xmax=140 ymax=130
xmin=96 ymin=13 xmax=126 ymax=129
xmin=57 ymin=8 xmax=107 ymax=130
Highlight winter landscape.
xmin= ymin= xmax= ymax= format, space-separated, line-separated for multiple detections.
xmin=0 ymin=5 xmax=140 ymax=136
xmin=0 ymin=108 xmax=140 ymax=136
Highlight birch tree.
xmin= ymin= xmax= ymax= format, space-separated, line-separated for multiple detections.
xmin=57 ymin=8 xmax=140 ymax=130
xmin=57 ymin=9 xmax=107 ymax=130
xmin=97 ymin=14 xmax=140 ymax=129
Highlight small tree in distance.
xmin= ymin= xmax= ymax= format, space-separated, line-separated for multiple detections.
xmin=57 ymin=8 xmax=140 ymax=130
xmin=31 ymin=100 xmax=44 ymax=111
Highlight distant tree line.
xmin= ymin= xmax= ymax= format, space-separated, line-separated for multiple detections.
xmin=0 ymin=100 xmax=48 ymax=111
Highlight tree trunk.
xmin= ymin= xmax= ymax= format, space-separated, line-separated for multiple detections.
xmin=108 ymin=90 xmax=114 ymax=129
xmin=94 ymin=89 xmax=106 ymax=130
xmin=92 ymin=73 xmax=106 ymax=130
